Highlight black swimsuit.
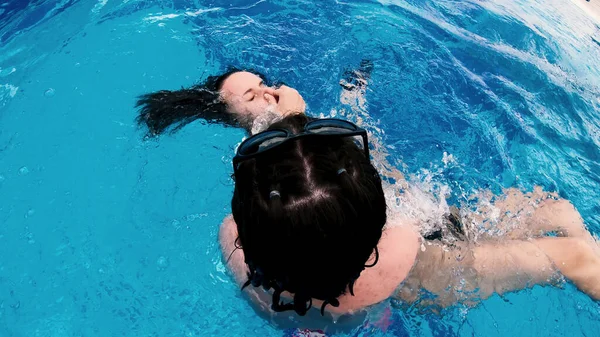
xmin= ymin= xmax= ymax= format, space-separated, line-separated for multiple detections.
xmin=422 ymin=206 xmax=467 ymax=242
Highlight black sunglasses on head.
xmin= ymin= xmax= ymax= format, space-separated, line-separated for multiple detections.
xmin=232 ymin=118 xmax=370 ymax=170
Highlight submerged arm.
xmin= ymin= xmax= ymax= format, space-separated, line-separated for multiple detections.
xmin=404 ymin=236 xmax=600 ymax=308
xmin=465 ymin=187 xmax=594 ymax=242
xmin=472 ymin=237 xmax=600 ymax=301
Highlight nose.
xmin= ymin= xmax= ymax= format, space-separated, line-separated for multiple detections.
xmin=262 ymin=87 xmax=276 ymax=97
xmin=262 ymin=87 xmax=278 ymax=104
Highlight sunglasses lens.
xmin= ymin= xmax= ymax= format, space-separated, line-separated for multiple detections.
xmin=310 ymin=126 xmax=352 ymax=134
xmin=306 ymin=119 xmax=357 ymax=133
xmin=257 ymin=135 xmax=288 ymax=151
xmin=237 ymin=130 xmax=288 ymax=156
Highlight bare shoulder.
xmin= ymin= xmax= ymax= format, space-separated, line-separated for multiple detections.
xmin=337 ymin=222 xmax=420 ymax=312
xmin=218 ymin=215 xmax=237 ymax=258
xmin=219 ymin=216 xmax=277 ymax=311
xmin=372 ymin=223 xmax=421 ymax=291
xmin=219 ymin=215 xmax=421 ymax=314
xmin=218 ymin=215 xmax=247 ymax=285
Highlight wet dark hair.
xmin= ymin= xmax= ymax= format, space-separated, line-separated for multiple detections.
xmin=231 ymin=114 xmax=386 ymax=316
xmin=135 ymin=68 xmax=266 ymax=135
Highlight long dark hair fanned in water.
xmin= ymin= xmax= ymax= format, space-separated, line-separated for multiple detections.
xmin=232 ymin=114 xmax=386 ymax=316
xmin=135 ymin=68 xmax=264 ymax=135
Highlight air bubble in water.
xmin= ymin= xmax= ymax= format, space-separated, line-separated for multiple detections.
xmin=19 ymin=166 xmax=29 ymax=175
xmin=26 ymin=232 xmax=35 ymax=244
xmin=44 ymin=88 xmax=55 ymax=97
xmin=171 ymin=219 xmax=181 ymax=230
xmin=455 ymin=253 xmax=465 ymax=261
xmin=25 ymin=209 xmax=35 ymax=218
xmin=157 ymin=256 xmax=169 ymax=270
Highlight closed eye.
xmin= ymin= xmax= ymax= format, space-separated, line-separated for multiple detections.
xmin=244 ymin=80 xmax=264 ymax=101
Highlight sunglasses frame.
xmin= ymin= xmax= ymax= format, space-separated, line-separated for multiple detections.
xmin=232 ymin=118 xmax=370 ymax=171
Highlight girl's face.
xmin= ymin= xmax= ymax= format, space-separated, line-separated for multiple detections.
xmin=220 ymin=71 xmax=279 ymax=119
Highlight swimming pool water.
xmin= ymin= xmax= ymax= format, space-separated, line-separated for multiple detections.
xmin=1 ymin=0 xmax=599 ymax=336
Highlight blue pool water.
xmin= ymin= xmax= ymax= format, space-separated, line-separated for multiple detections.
xmin=1 ymin=0 xmax=599 ymax=336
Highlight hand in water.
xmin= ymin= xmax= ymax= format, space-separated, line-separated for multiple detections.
xmin=250 ymin=85 xmax=305 ymax=134
xmin=265 ymin=85 xmax=306 ymax=116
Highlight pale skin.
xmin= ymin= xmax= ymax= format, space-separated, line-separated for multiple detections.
xmin=221 ymin=201 xmax=600 ymax=313
xmin=396 ymin=193 xmax=600 ymax=307
xmin=217 ymin=71 xmax=600 ymax=316
xmin=218 ymin=71 xmax=306 ymax=120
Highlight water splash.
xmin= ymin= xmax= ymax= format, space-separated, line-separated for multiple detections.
xmin=143 ymin=8 xmax=222 ymax=24
xmin=0 ymin=83 xmax=18 ymax=99
xmin=250 ymin=105 xmax=282 ymax=134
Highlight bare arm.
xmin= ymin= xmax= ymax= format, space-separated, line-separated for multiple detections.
xmin=466 ymin=187 xmax=593 ymax=242
xmin=405 ymin=236 xmax=600 ymax=308
xmin=337 ymin=59 xmax=408 ymax=186
xmin=472 ymin=237 xmax=600 ymax=300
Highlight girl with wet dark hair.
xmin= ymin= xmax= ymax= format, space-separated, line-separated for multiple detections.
xmin=231 ymin=113 xmax=387 ymax=316
xmin=135 ymin=68 xmax=305 ymax=135
xmin=221 ymin=113 xmax=600 ymax=321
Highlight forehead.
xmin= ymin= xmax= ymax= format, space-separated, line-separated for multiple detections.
xmin=220 ymin=71 xmax=263 ymax=96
